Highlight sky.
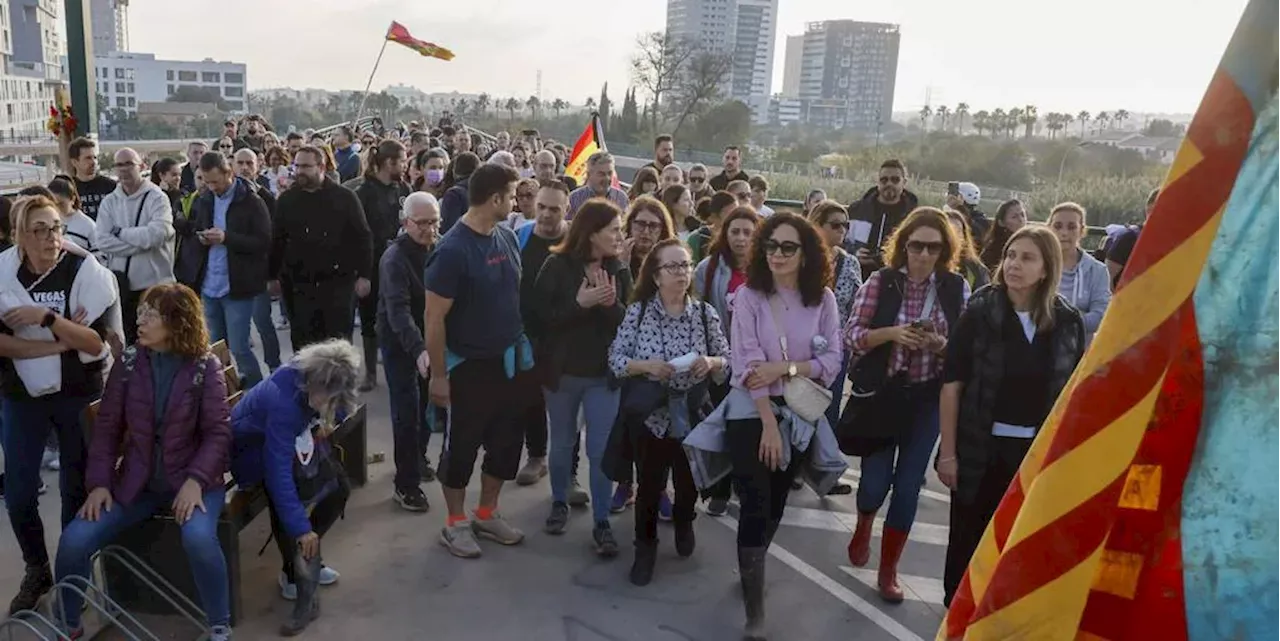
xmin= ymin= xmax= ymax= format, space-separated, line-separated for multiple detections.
xmin=126 ymin=0 xmax=1248 ymax=116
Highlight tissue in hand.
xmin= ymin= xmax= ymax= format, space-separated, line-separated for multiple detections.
xmin=668 ymin=352 xmax=698 ymax=373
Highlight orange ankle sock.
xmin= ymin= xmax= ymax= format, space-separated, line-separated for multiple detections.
xmin=447 ymin=514 xmax=468 ymax=527
xmin=474 ymin=506 xmax=496 ymax=521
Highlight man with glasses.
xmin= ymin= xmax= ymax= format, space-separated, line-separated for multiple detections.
xmin=378 ymin=192 xmax=442 ymax=512
xmin=94 ymin=147 xmax=176 ymax=343
xmin=568 ymin=152 xmax=628 ymax=219
xmin=67 ymin=137 xmax=117 ymax=221
xmin=708 ymin=145 xmax=751 ymax=192
xmin=687 ymin=164 xmax=712 ymax=202
xmin=849 ymin=159 xmax=919 ymax=277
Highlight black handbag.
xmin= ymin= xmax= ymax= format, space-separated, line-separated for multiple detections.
xmin=837 ymin=374 xmax=913 ymax=456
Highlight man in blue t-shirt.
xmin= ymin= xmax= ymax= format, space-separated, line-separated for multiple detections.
xmin=424 ymin=162 xmax=529 ymax=559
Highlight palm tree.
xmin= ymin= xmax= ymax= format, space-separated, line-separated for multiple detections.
xmin=1044 ymin=113 xmax=1064 ymax=139
xmin=1114 ymin=109 xmax=1130 ymax=130
xmin=955 ymin=102 xmax=970 ymax=134
xmin=972 ymin=110 xmax=991 ymax=137
xmin=1020 ymin=105 xmax=1038 ymax=139
xmin=525 ymin=95 xmax=541 ymax=120
xmin=504 ymin=97 xmax=519 ymax=123
xmin=918 ymin=104 xmax=933 ymax=132
xmin=1077 ymin=110 xmax=1091 ymax=137
xmin=936 ymin=105 xmax=950 ymax=132
xmin=476 ymin=93 xmax=491 ymax=118
xmin=584 ymin=96 xmax=596 ymax=112
xmin=551 ymin=98 xmax=567 ymax=118
xmin=990 ymin=108 xmax=1006 ymax=138
xmin=1063 ymin=112 xmax=1076 ymax=137
xmin=1096 ymin=111 xmax=1111 ymax=133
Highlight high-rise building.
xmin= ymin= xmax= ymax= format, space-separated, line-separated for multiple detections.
xmin=795 ymin=20 xmax=900 ymax=131
xmin=665 ymin=0 xmax=735 ymax=56
xmin=0 ymin=0 xmax=65 ymax=139
xmin=91 ymin=0 xmax=129 ymax=54
xmin=665 ymin=0 xmax=777 ymax=124
xmin=781 ymin=34 xmax=804 ymax=98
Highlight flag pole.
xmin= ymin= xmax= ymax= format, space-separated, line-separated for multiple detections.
xmin=352 ymin=33 xmax=390 ymax=129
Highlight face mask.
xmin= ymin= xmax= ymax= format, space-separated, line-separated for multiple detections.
xmin=425 ymin=169 xmax=445 ymax=185
xmin=351 ymin=142 xmax=362 ymax=153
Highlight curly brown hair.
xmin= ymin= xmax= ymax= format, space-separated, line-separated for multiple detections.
xmin=139 ymin=283 xmax=210 ymax=359
xmin=882 ymin=207 xmax=960 ymax=275
xmin=745 ymin=212 xmax=830 ymax=308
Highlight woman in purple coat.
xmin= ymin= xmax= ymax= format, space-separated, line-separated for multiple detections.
xmin=54 ymin=283 xmax=233 ymax=641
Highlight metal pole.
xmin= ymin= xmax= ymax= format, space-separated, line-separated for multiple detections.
xmin=63 ymin=0 xmax=97 ymax=137
xmin=353 ymin=37 xmax=390 ymax=128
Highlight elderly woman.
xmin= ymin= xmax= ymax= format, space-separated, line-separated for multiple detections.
xmin=2 ymin=196 xmax=121 ymax=615
xmin=55 ymin=284 xmax=233 ymax=641
xmin=230 ymin=339 xmax=358 ymax=636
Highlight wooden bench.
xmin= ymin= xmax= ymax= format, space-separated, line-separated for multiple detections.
xmin=96 ymin=340 xmax=367 ymax=625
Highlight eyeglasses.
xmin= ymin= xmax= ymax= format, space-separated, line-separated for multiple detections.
xmin=688 ymin=177 xmax=706 ymax=184
xmin=906 ymin=240 xmax=944 ymax=255
xmin=658 ymin=261 xmax=694 ymax=274
xmin=826 ymin=220 xmax=850 ymax=231
xmin=631 ymin=220 xmax=663 ymax=233
xmin=878 ymin=175 xmax=903 ymax=185
xmin=410 ymin=218 xmax=440 ymax=228
xmin=27 ymin=223 xmax=65 ymax=239
xmin=763 ymin=240 xmax=801 ymax=257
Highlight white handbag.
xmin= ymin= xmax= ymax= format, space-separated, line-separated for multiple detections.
xmin=767 ymin=295 xmax=833 ymax=423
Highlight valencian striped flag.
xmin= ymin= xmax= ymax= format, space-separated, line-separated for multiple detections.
xmin=564 ymin=112 xmax=609 ymax=186
xmin=386 ymin=21 xmax=455 ymax=61
xmin=939 ymin=0 xmax=1278 ymax=639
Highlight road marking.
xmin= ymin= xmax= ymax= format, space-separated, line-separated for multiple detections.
xmin=714 ymin=515 xmax=926 ymax=641
xmin=777 ymin=506 xmax=950 ymax=546
xmin=839 ymin=566 xmax=946 ymax=606
xmin=841 ymin=469 xmax=952 ymax=504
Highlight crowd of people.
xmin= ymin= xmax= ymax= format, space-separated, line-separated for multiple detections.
xmin=0 ymin=114 xmax=1153 ymax=640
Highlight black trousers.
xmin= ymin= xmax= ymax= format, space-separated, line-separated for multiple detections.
xmin=121 ymin=287 xmax=145 ymax=345
xmin=354 ymin=265 xmax=379 ymax=340
xmin=380 ymin=334 xmax=431 ymax=490
xmin=635 ymin=431 xmax=697 ymax=542
xmin=943 ymin=436 xmax=1033 ymax=606
xmin=288 ymin=280 xmax=355 ymax=351
xmin=726 ymin=417 xmax=799 ymax=548
xmin=438 ymin=358 xmax=526 ymax=489
xmin=269 ymin=478 xmax=351 ymax=581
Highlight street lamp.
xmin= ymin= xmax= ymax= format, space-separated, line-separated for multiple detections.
xmin=1056 ymin=141 xmax=1093 ymax=201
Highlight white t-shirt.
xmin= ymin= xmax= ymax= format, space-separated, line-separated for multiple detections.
xmin=758 ymin=204 xmax=775 ymax=217
xmin=63 ymin=211 xmax=99 ymax=260
xmin=1014 ymin=310 xmax=1036 ymax=342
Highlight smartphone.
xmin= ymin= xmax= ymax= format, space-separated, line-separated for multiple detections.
xmin=946 ymin=181 xmax=959 ymax=196
xmin=911 ymin=319 xmax=936 ymax=333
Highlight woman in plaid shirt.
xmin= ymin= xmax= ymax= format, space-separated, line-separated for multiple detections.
xmin=840 ymin=207 xmax=971 ymax=603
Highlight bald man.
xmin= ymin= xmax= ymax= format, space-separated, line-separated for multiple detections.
xmin=378 ymin=192 xmax=442 ymax=510
xmin=95 ymin=147 xmax=176 ymax=343
xmin=532 ymin=149 xmax=558 ymax=182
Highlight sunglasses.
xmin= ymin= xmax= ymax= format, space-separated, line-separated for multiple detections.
xmin=764 ymin=240 xmax=801 ymax=257
xmin=878 ymin=175 xmax=903 ymax=185
xmin=688 ymin=177 xmax=706 ymax=184
xmin=658 ymin=261 xmax=694 ymax=274
xmin=826 ymin=220 xmax=850 ymax=231
xmin=906 ymin=240 xmax=944 ymax=255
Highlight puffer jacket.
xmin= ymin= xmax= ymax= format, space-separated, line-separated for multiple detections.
xmin=84 ymin=347 xmax=231 ymax=506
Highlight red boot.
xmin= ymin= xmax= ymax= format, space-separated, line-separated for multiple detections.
xmin=846 ymin=512 xmax=875 ymax=567
xmin=877 ymin=525 xmax=908 ymax=603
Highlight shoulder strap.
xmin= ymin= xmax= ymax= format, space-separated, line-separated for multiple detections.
xmin=834 ymin=251 xmax=846 ymax=286
xmin=703 ymin=254 xmax=718 ymax=299
xmin=121 ymin=190 xmax=150 ymax=283
xmin=918 ymin=280 xmax=937 ymax=321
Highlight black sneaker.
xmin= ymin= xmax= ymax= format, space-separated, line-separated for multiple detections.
xmin=8 ymin=562 xmax=52 ymax=615
xmin=419 ymin=458 xmax=437 ymax=483
xmin=394 ymin=487 xmax=429 ymax=513
xmin=544 ymin=501 xmax=569 ymax=535
xmin=593 ymin=522 xmax=619 ymax=558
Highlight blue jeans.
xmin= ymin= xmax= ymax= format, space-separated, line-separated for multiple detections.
xmin=202 ymin=294 xmax=263 ymax=389
xmin=2 ymin=393 xmax=92 ymax=566
xmin=544 ymin=376 xmax=619 ymax=523
xmin=251 ymin=292 xmax=282 ymax=371
xmin=856 ymin=395 xmax=940 ymax=532
xmin=54 ymin=487 xmax=229 ymax=629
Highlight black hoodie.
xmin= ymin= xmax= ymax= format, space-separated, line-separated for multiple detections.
xmin=849 ymin=186 xmax=919 ymax=255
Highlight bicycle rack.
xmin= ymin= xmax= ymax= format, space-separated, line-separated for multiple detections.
xmin=95 ymin=545 xmax=208 ymax=633
xmin=0 ymin=609 xmax=68 ymax=640
xmin=51 ymin=575 xmax=155 ymax=641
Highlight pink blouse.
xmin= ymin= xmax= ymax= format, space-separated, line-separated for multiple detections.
xmin=730 ymin=285 xmax=843 ymax=400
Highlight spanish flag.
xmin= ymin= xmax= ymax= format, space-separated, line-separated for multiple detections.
xmin=939 ymin=1 xmax=1277 ymax=639
xmin=386 ymin=21 xmax=455 ymax=61
xmin=564 ymin=112 xmax=609 ymax=186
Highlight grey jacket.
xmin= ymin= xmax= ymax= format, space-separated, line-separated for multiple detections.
xmin=682 ymin=386 xmax=847 ymax=494
xmin=693 ymin=255 xmax=733 ymax=329
xmin=94 ymin=180 xmax=176 ymax=291
xmin=1059 ymin=248 xmax=1111 ymax=343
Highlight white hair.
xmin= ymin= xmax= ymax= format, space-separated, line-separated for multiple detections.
xmin=401 ymin=191 xmax=439 ymax=221
xmin=488 ymin=150 xmax=517 ymax=169
xmin=292 ymin=339 xmax=362 ymax=414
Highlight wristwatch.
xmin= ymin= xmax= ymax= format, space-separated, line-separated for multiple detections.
xmin=40 ymin=310 xmax=56 ymax=328
xmin=786 ymin=361 xmax=797 ymax=377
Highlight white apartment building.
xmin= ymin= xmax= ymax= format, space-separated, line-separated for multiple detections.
xmin=0 ymin=0 xmax=65 ymax=139
xmin=94 ymin=51 xmax=247 ymax=115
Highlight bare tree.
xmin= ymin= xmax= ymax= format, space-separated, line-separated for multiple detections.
xmin=665 ymin=50 xmax=734 ymax=137
xmin=630 ymin=31 xmax=698 ymax=133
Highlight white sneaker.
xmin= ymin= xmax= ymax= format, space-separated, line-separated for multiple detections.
xmin=42 ymin=448 xmax=60 ymax=471
xmin=279 ymin=566 xmax=340 ymax=600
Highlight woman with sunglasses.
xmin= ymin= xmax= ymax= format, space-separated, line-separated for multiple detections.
xmin=608 ymin=238 xmax=729 ymax=585
xmin=1048 ymin=202 xmax=1111 ymax=344
xmin=842 ymin=207 xmax=969 ymax=603
xmin=506 ymin=178 xmax=541 ymax=229
xmin=937 ymin=225 xmax=1083 ymax=607
xmin=809 ymin=200 xmax=863 ymax=430
xmin=216 ymin=137 xmax=236 ymax=159
xmin=1 ymin=196 xmax=121 ymax=614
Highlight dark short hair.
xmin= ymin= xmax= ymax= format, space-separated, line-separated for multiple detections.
xmin=654 ymin=134 xmax=673 ymax=147
xmin=223 ymin=119 xmax=236 ymax=127
xmin=18 ymin=185 xmax=54 ymax=199
xmin=410 ymin=131 xmax=429 ymax=144
xmin=880 ymin=158 xmax=907 ymax=174
xmin=198 ymin=151 xmax=230 ymax=173
xmin=337 ymin=125 xmax=354 ymax=140
xmin=745 ymin=212 xmax=830 ymax=308
xmin=69 ymin=137 xmax=96 ymax=160
xmin=294 ymin=145 xmax=326 ymax=166
xmin=150 ymin=157 xmax=180 ymax=185
xmin=0 ymin=196 xmax=11 ymax=239
xmin=707 ymin=191 xmax=738 ymax=220
xmin=285 ymin=131 xmax=304 ymax=142
xmin=468 ymin=162 xmax=519 ymax=207
xmin=364 ymin=139 xmax=406 ymax=180
xmin=452 ymin=151 xmax=480 ymax=181
xmin=748 ymin=175 xmax=769 ymax=191
xmin=553 ymin=198 xmax=621 ymax=261
xmin=538 ymin=178 xmax=571 ymax=197
xmin=46 ymin=177 xmax=81 ymax=209
xmin=723 ymin=145 xmax=740 ymax=153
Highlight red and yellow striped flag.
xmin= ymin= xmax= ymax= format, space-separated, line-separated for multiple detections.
xmin=564 ymin=112 xmax=608 ymax=186
xmin=386 ymin=21 xmax=455 ymax=61
xmin=939 ymin=1 xmax=1276 ymax=639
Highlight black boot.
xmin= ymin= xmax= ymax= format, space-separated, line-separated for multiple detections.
xmin=629 ymin=539 xmax=658 ymax=586
xmin=762 ymin=519 xmax=780 ymax=550
xmin=738 ymin=546 xmax=767 ymax=641
xmin=279 ymin=550 xmax=321 ymax=636
xmin=359 ymin=335 xmax=378 ymax=392
xmin=8 ymin=562 xmax=52 ymax=615
xmin=674 ymin=519 xmax=696 ymax=558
